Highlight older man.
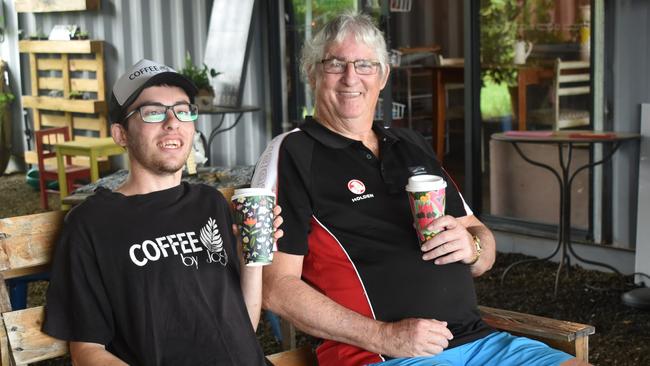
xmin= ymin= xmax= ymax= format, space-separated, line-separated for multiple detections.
xmin=43 ymin=59 xmax=281 ymax=365
xmin=254 ymin=11 xmax=589 ymax=366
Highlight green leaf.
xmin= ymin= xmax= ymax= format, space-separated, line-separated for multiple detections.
xmin=179 ymin=52 xmax=219 ymax=92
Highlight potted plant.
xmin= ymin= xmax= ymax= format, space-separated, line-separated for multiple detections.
xmin=68 ymin=90 xmax=84 ymax=100
xmin=179 ymin=52 xmax=220 ymax=110
xmin=28 ymin=29 xmax=47 ymax=40
xmin=480 ymin=0 xmax=519 ymax=85
xmin=481 ymin=0 xmax=560 ymax=82
xmin=72 ymin=30 xmax=89 ymax=40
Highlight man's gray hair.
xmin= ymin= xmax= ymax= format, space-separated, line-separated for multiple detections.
xmin=301 ymin=11 xmax=389 ymax=83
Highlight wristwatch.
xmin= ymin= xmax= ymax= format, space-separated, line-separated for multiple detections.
xmin=467 ymin=235 xmax=482 ymax=265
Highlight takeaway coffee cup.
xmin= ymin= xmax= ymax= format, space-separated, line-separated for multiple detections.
xmin=231 ymin=188 xmax=276 ymax=266
xmin=405 ymin=175 xmax=447 ymax=243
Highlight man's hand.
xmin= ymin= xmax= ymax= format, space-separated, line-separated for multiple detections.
xmin=377 ymin=318 xmax=453 ymax=357
xmin=265 ymin=252 xmax=459 ymax=358
xmin=271 ymin=205 xmax=284 ymax=243
xmin=70 ymin=342 xmax=127 ymax=365
xmin=419 ymin=215 xmax=475 ymax=265
xmin=232 ymin=205 xmax=284 ymax=260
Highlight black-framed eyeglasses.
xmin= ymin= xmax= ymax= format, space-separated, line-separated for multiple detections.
xmin=320 ymin=58 xmax=381 ymax=75
xmin=124 ymin=102 xmax=199 ymax=123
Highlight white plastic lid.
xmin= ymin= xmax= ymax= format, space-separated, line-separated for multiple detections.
xmin=405 ymin=174 xmax=447 ymax=192
xmin=231 ymin=187 xmax=275 ymax=201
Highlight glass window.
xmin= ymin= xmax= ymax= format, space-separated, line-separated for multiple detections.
xmin=285 ymin=0 xmax=359 ymax=126
xmin=480 ymin=0 xmax=593 ymax=235
xmin=385 ymin=2 xmax=466 ymax=185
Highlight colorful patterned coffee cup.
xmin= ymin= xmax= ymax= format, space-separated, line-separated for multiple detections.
xmin=231 ymin=188 xmax=276 ymax=266
xmin=405 ymin=175 xmax=447 ymax=243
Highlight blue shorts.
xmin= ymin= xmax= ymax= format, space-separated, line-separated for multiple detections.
xmin=370 ymin=332 xmax=574 ymax=366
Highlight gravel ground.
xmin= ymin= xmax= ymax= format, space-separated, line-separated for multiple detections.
xmin=475 ymin=253 xmax=650 ymax=366
xmin=0 ymin=172 xmax=60 ymax=216
xmin=2 ymin=172 xmax=649 ymax=365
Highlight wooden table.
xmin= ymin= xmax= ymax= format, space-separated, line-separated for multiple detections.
xmin=512 ymin=65 xmax=555 ymax=130
xmin=432 ymin=65 xmax=464 ymax=160
xmin=431 ymin=63 xmax=555 ymax=160
xmin=54 ymin=137 xmax=125 ymax=205
xmin=492 ymin=130 xmax=640 ymax=296
xmin=61 ymin=165 xmax=254 ymax=206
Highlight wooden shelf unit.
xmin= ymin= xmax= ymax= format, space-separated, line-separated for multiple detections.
xmin=15 ymin=0 xmax=100 ymax=13
xmin=19 ymin=40 xmax=108 ymax=165
xmin=391 ymin=65 xmax=435 ymax=135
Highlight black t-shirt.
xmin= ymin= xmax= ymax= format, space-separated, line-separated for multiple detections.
xmin=43 ymin=182 xmax=266 ymax=366
xmin=253 ymin=117 xmax=494 ymax=366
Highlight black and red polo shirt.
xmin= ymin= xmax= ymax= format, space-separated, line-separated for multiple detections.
xmin=253 ymin=117 xmax=493 ymax=366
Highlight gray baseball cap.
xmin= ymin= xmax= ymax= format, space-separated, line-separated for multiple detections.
xmin=109 ymin=59 xmax=198 ymax=123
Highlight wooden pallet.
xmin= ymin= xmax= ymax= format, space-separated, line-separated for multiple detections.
xmin=19 ymin=40 xmax=108 ymax=166
xmin=15 ymin=0 xmax=99 ymax=13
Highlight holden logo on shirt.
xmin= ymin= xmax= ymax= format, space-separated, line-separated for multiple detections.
xmin=347 ymin=179 xmax=366 ymax=194
xmin=348 ymin=179 xmax=374 ymax=203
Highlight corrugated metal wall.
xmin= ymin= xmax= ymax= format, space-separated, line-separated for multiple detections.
xmin=15 ymin=0 xmax=270 ymax=167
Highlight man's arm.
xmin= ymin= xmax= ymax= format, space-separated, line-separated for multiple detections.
xmin=240 ymin=265 xmax=263 ymax=329
xmin=233 ymin=222 xmax=263 ymax=330
xmin=263 ymin=252 xmax=453 ymax=358
xmin=69 ymin=342 xmax=127 ymax=365
xmin=239 ymin=206 xmax=284 ymax=330
xmin=420 ymin=214 xmax=496 ymax=277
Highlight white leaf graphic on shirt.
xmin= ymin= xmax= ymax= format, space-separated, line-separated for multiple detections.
xmin=200 ymin=217 xmax=228 ymax=265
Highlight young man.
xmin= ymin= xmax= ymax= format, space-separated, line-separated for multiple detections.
xmin=43 ymin=59 xmax=281 ymax=365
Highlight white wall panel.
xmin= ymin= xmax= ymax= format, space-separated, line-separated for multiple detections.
xmin=636 ymin=104 xmax=650 ymax=284
xmin=610 ymin=0 xmax=649 ymax=249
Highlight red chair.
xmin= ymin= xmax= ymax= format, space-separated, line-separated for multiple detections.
xmin=34 ymin=127 xmax=90 ymax=209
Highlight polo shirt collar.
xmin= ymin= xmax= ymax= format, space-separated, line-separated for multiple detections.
xmin=301 ymin=116 xmax=401 ymax=148
xmin=373 ymin=122 xmax=401 ymax=145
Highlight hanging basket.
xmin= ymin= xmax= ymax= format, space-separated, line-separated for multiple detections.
xmin=392 ymin=102 xmax=406 ymax=120
xmin=390 ymin=0 xmax=412 ymax=12
xmin=389 ymin=49 xmax=402 ymax=67
xmin=375 ymin=98 xmax=406 ymax=120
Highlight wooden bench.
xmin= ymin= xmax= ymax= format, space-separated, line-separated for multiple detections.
xmin=479 ymin=305 xmax=594 ymax=361
xmin=0 ymin=212 xmax=595 ymax=365
xmin=275 ymin=305 xmax=596 ymax=365
xmin=267 ymin=345 xmax=318 ymax=366
xmin=0 ymin=211 xmax=65 ymax=365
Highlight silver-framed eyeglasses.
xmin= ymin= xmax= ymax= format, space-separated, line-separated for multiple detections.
xmin=124 ymin=102 xmax=199 ymax=123
xmin=321 ymin=58 xmax=381 ymax=75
